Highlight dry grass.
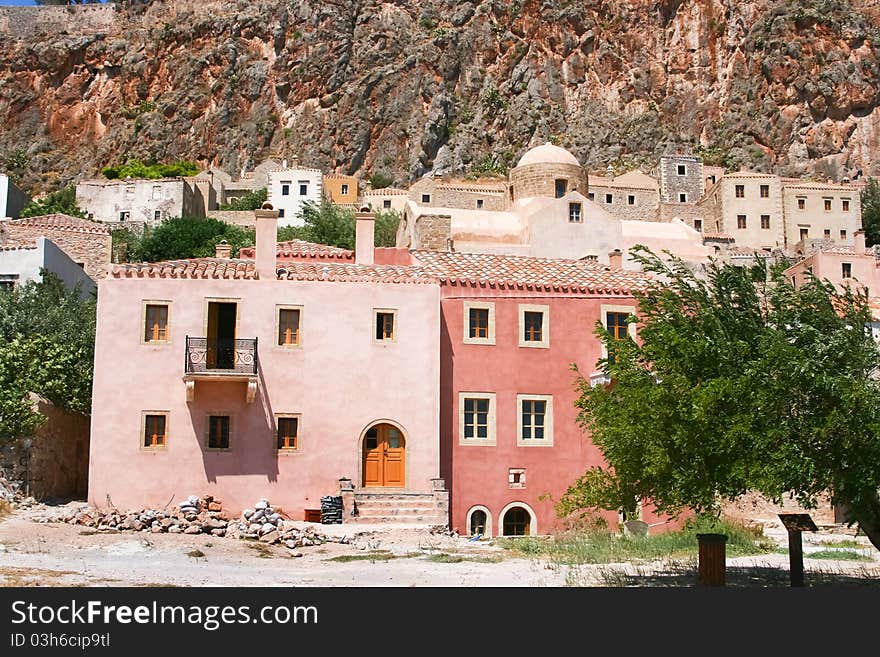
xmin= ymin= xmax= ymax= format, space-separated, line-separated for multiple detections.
xmin=0 ymin=566 xmax=78 ymax=587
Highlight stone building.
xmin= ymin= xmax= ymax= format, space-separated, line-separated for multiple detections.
xmin=360 ymin=187 xmax=409 ymax=213
xmin=587 ymin=169 xmax=660 ymax=221
xmin=780 ymin=180 xmax=861 ymax=246
xmin=0 ymin=214 xmax=111 ymax=280
xmin=77 ymin=177 xmax=206 ymax=226
xmin=0 ymin=174 xmax=28 ymax=219
xmin=658 ymin=154 xmax=704 ymax=204
xmin=509 ymin=142 xmax=588 ymax=202
xmin=267 ymin=163 xmax=323 ymax=227
xmin=698 ymin=171 xmax=785 ymax=251
xmin=212 ymin=159 xmax=280 ymax=206
xmin=408 ymin=177 xmax=509 ymax=211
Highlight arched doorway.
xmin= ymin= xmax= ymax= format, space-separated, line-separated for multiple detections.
xmin=362 ymin=422 xmax=406 ymax=487
xmin=500 ymin=503 xmax=536 ymax=536
xmin=466 ymin=506 xmax=492 ymax=538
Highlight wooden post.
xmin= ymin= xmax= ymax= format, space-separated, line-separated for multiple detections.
xmin=788 ymin=528 xmax=804 ymax=587
xmin=696 ymin=533 xmax=727 ymax=586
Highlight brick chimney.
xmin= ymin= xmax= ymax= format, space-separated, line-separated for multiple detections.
xmin=855 ymin=229 xmax=866 ymax=253
xmin=214 ymin=239 xmax=232 ymax=259
xmin=254 ymin=203 xmax=279 ymax=279
xmin=608 ymin=249 xmax=623 ymax=269
xmin=355 ymin=208 xmax=375 ymax=265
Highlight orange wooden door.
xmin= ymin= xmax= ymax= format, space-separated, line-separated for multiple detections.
xmin=362 ymin=424 xmax=406 ymax=487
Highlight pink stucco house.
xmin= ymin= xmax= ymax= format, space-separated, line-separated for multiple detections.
xmin=89 ymin=208 xmax=446 ymax=520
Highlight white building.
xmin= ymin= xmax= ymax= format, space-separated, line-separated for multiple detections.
xmin=76 ymin=177 xmax=206 ymax=226
xmin=1 ymin=174 xmax=28 ymax=219
xmin=267 ymin=162 xmax=323 ymax=227
xmin=0 ymin=237 xmax=95 ymax=297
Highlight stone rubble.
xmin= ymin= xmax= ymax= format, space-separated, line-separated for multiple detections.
xmin=37 ymin=495 xmax=348 ymax=548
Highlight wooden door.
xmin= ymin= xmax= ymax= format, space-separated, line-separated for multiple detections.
xmin=362 ymin=424 xmax=406 ymax=487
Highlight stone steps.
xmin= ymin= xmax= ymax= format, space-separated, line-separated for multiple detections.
xmin=347 ymin=491 xmax=448 ymax=526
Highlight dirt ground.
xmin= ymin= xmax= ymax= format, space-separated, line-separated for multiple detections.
xmin=1 ymin=500 xmax=878 ymax=587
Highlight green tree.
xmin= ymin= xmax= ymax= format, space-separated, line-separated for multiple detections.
xmin=218 ymin=188 xmax=267 ymax=211
xmin=20 ymin=185 xmax=86 ymax=218
xmin=861 ymin=177 xmax=880 ymax=248
xmin=298 ymin=200 xmax=355 ymax=249
xmin=374 ymin=209 xmax=401 ymax=247
xmin=128 ymin=217 xmax=255 ymax=262
xmin=560 ymin=247 xmax=880 ymax=551
xmin=0 ymin=272 xmax=96 ymax=441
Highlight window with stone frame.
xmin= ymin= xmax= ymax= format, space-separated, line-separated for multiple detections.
xmin=568 ymin=202 xmax=582 ymax=223
xmin=735 ymin=185 xmax=745 ymax=198
xmin=144 ymin=303 xmax=169 ymax=343
xmin=737 ymin=215 xmax=747 ymax=229
xmin=276 ymin=416 xmax=299 ymax=451
xmin=760 ymin=215 xmax=770 ymax=230
xmin=143 ymin=413 xmax=167 ymax=448
xmin=760 ymin=184 xmax=769 ymax=198
xmin=277 ymin=307 xmax=301 ymax=346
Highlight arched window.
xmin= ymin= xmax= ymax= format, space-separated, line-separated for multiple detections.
xmin=502 ymin=506 xmax=531 ymax=536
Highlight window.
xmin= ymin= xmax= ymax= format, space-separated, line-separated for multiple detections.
xmin=555 ymin=179 xmax=568 ymax=198
xmin=152 ymin=185 xmax=161 ymax=200
xmin=824 ymin=198 xmax=832 ymax=212
xmin=568 ymin=202 xmax=582 ymax=223
xmin=374 ymin=309 xmax=396 ymax=342
xmin=143 ymin=303 xmax=169 ymax=343
xmin=207 ymin=415 xmax=230 ymax=450
xmin=800 ymin=228 xmax=809 ymax=241
xmin=341 ymin=184 xmax=349 ymax=195
xmin=602 ymin=305 xmax=636 ymax=362
xmin=824 ymin=229 xmax=831 ymax=238
xmin=422 ymin=194 xmax=431 ymax=203
xmin=605 ymin=193 xmax=613 ymax=204
xmin=383 ymin=199 xmax=391 ymax=209
xmin=277 ymin=307 xmax=301 ymax=347
xmin=628 ymin=194 xmax=636 ymax=205
xmin=281 ymin=181 xmax=291 ymax=196
xmin=679 ymin=193 xmax=687 ymax=203
xmin=519 ymin=304 xmax=549 ymax=348
xmin=694 ymin=219 xmax=703 ymax=231
xmin=587 ymin=192 xmax=595 ymax=201
xmin=760 ymin=184 xmax=769 ymax=198
xmin=154 ymin=210 xmax=161 ymax=221
xmin=797 ymin=197 xmax=806 ymax=210
xmin=737 ymin=215 xmax=747 ymax=229
xmin=607 ymin=312 xmax=629 ymax=340
xmin=841 ymin=230 xmax=847 ymax=240
xmin=468 ymin=508 xmax=489 ymax=537
xmin=509 ymin=468 xmax=526 ymax=489
xmin=735 ymin=184 xmax=744 ymax=198
xmin=842 ymin=199 xmax=850 ymax=212
xmin=707 ymin=175 xmax=716 ymax=185
xmin=470 ymin=308 xmax=488 ymax=338
xmin=119 ymin=211 xmax=130 ymax=221
xmin=760 ymin=214 xmax=770 ymax=230
xmin=277 ymin=209 xmax=285 ymax=218
xmin=299 ymin=181 xmax=309 ymax=196
xmin=842 ymin=263 xmax=852 ymax=279
xmin=677 ymin=164 xmax=687 ymax=176
xmin=458 ymin=392 xmax=496 ymax=445
xmin=476 ymin=199 xmax=484 ymax=209
xmin=276 ymin=415 xmax=299 ymax=451
xmin=517 ymin=394 xmax=553 ymax=446
xmin=463 ymin=302 xmax=495 ymax=345
xmin=142 ymin=413 xmax=167 ymax=449
xmin=0 ymin=274 xmax=18 ymax=292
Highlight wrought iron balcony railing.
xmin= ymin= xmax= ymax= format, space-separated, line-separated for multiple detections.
xmin=185 ymin=337 xmax=258 ymax=376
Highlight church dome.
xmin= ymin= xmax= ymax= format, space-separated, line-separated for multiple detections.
xmin=516 ymin=142 xmax=581 ymax=168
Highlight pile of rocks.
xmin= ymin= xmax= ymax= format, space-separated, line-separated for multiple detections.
xmin=228 ymin=498 xmax=348 ymax=548
xmin=62 ymin=495 xmax=230 ymax=536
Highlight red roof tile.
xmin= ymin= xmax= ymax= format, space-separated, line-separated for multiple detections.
xmin=702 ymin=232 xmax=734 ymax=240
xmin=277 ymin=261 xmax=435 ymax=284
xmin=238 ymin=239 xmax=354 ymax=261
xmin=111 ymin=258 xmax=258 ymax=279
xmin=411 ymin=250 xmax=650 ymax=294
xmin=4 ymin=214 xmax=111 ymax=235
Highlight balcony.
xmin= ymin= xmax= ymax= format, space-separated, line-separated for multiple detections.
xmin=184 ymin=336 xmax=258 ymax=403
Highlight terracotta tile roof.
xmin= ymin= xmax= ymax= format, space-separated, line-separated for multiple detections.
xmin=110 ymin=258 xmax=258 ymax=279
xmin=702 ymin=232 xmax=734 ymax=240
xmin=0 ymin=244 xmax=38 ymax=251
xmin=4 ymin=214 xmax=111 ymax=235
xmin=411 ymin=250 xmax=650 ymax=294
xmin=238 ymin=239 xmax=354 ymax=260
xmin=277 ymin=261 xmax=435 ymax=284
xmin=726 ymin=246 xmax=772 ymax=256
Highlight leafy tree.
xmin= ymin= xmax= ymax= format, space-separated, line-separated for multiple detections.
xmin=560 ymin=246 xmax=880 ymax=551
xmin=127 ymin=217 xmax=254 ymax=262
xmin=294 ymin=201 xmax=400 ymax=249
xmin=101 ymin=159 xmax=199 ymax=180
xmin=218 ymin=188 xmax=267 ymax=211
xmin=0 ymin=272 xmax=96 ymax=441
xmin=861 ymin=177 xmax=880 ymax=248
xmin=20 ymin=185 xmax=86 ymax=218
xmin=369 ymin=172 xmax=394 ymax=190
xmin=374 ymin=209 xmax=401 ymax=247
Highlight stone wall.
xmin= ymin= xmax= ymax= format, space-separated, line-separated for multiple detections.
xmin=588 ymin=184 xmax=659 ymax=221
xmin=510 ymin=163 xmax=587 ymax=200
xmin=0 ymin=221 xmax=111 ymax=280
xmin=207 ymin=210 xmax=256 ymax=228
xmin=0 ymin=396 xmax=89 ymax=501
xmin=77 ymin=178 xmax=197 ymax=225
xmin=414 ymin=213 xmax=452 ymax=250
xmin=659 ymin=155 xmax=704 ymax=203
xmin=659 ymin=202 xmax=708 ymax=230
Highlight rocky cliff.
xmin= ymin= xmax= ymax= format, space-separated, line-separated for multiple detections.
xmin=1 ymin=0 xmax=879 ymax=193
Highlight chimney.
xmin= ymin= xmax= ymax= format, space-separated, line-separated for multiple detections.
xmin=855 ymin=229 xmax=866 ymax=253
xmin=608 ymin=249 xmax=623 ymax=269
xmin=355 ymin=208 xmax=375 ymax=265
xmin=254 ymin=203 xmax=279 ymax=279
xmin=214 ymin=239 xmax=232 ymax=259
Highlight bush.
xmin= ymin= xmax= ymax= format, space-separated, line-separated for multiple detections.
xmin=369 ymin=172 xmax=394 ymax=190
xmin=20 ymin=185 xmax=86 ymax=218
xmin=102 ymin=159 xmax=200 ymax=180
xmin=218 ymin=188 xmax=267 ymax=211
xmin=125 ymin=217 xmax=254 ymax=262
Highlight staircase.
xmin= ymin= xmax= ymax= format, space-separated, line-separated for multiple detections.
xmin=346 ymin=491 xmax=449 ymax=527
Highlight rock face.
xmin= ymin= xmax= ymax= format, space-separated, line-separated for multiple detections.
xmin=0 ymin=0 xmax=879 ymax=193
